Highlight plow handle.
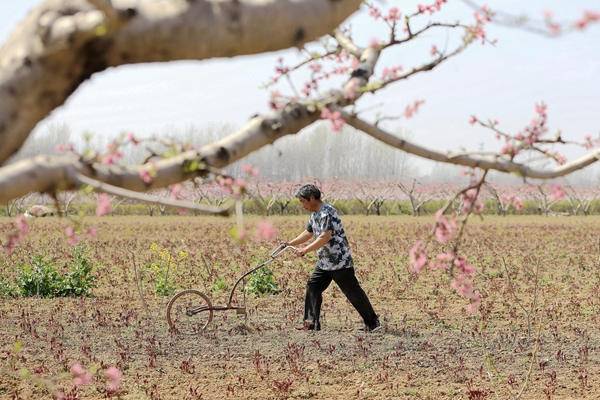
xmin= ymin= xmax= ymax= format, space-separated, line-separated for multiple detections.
xmin=270 ymin=243 xmax=298 ymax=258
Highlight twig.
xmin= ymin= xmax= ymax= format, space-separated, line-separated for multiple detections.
xmin=515 ymin=313 xmax=543 ymax=399
xmin=128 ymin=248 xmax=154 ymax=330
xmin=72 ymin=172 xmax=233 ymax=216
xmin=501 ymin=257 xmax=532 ymax=338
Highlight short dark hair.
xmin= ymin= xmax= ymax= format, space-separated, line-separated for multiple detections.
xmin=295 ymin=184 xmax=321 ymax=200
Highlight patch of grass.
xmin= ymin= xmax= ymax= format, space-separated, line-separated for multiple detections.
xmin=212 ymin=276 xmax=228 ymax=293
xmin=0 ymin=277 xmax=18 ymax=298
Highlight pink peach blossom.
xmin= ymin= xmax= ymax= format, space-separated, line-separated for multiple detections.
xmin=96 ymin=193 xmax=112 ymax=217
xmin=105 ymin=366 xmax=122 ymax=392
xmin=384 ymin=7 xmax=401 ymax=22
xmin=343 ymin=78 xmax=360 ymax=100
xmin=431 ymin=252 xmax=453 ymax=271
xmin=321 ymin=107 xmax=345 ymax=133
xmin=466 ymin=292 xmax=482 ymax=314
xmin=54 ymin=143 xmax=74 ymax=153
xmin=86 ymin=226 xmax=98 ymax=238
xmin=381 ymin=66 xmax=402 ymax=81
xmin=169 ymin=184 xmax=183 ymax=200
xmin=549 ymin=184 xmax=565 ymax=201
xmin=255 ymin=220 xmax=278 ymax=241
xmin=308 ymin=63 xmax=322 ymax=73
xmin=126 ymin=132 xmax=139 ymax=145
xmin=242 ymin=164 xmax=259 ymax=177
xmin=139 ymin=168 xmax=153 ymax=184
xmin=434 ymin=210 xmax=456 ymax=244
xmin=65 ymin=226 xmax=80 ymax=246
xmin=454 ymin=256 xmax=475 ymax=277
xmin=409 ymin=240 xmax=427 ymax=274
xmin=512 ymin=196 xmax=524 ymax=211
xmin=368 ymin=6 xmax=382 ymax=20
xmin=71 ymin=362 xmax=92 ymax=387
xmin=403 ymin=99 xmax=425 ymax=119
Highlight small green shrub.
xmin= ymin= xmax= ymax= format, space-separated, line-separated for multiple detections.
xmin=16 ymin=246 xmax=96 ymax=298
xmin=18 ymin=256 xmax=63 ymax=297
xmin=155 ymin=272 xmax=176 ymax=297
xmin=245 ymin=267 xmax=279 ymax=297
xmin=59 ymin=246 xmax=96 ymax=297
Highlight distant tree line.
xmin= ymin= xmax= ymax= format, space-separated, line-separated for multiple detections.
xmin=14 ymin=122 xmax=419 ymax=181
xmin=14 ymin=122 xmax=600 ymax=186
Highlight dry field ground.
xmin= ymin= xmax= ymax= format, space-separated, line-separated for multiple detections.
xmin=1 ymin=215 xmax=600 ymax=399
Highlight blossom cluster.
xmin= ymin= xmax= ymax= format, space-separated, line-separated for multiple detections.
xmin=403 ymin=100 xmax=425 ymax=119
xmin=2 ymin=215 xmax=29 ymax=255
xmin=417 ymin=0 xmax=447 ymax=15
xmin=320 ymin=107 xmax=345 ymax=133
xmin=408 ymin=206 xmax=482 ymax=313
xmin=470 ymin=5 xmax=493 ymax=43
xmin=55 ymin=362 xmax=122 ymax=399
xmin=500 ymin=194 xmax=524 ymax=211
xmin=367 ymin=4 xmax=402 ymax=23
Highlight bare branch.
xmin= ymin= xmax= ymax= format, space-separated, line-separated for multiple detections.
xmin=369 ymin=40 xmax=471 ymax=93
xmin=343 ymin=113 xmax=600 ymax=179
xmin=461 ymin=0 xmax=564 ymax=37
xmin=72 ymin=172 xmax=232 ymax=216
xmin=386 ymin=21 xmax=466 ymax=47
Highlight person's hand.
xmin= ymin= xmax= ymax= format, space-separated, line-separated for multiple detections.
xmin=279 ymin=241 xmax=289 ymax=248
xmin=295 ymin=247 xmax=307 ymax=257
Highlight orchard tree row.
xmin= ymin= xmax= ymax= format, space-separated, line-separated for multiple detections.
xmin=4 ymin=178 xmax=599 ymax=217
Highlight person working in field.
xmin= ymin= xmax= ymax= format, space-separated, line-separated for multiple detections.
xmin=283 ymin=184 xmax=381 ymax=332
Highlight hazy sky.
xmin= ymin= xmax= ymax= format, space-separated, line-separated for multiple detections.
xmin=1 ymin=1 xmax=599 ymax=169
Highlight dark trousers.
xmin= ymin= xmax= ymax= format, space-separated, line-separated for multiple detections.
xmin=304 ymin=267 xmax=378 ymax=330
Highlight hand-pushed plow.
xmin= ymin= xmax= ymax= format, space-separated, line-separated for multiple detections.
xmin=166 ymin=243 xmax=296 ymax=334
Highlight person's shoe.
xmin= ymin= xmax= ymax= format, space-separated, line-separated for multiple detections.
xmin=295 ymin=321 xmax=318 ymax=331
xmin=362 ymin=320 xmax=382 ymax=333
